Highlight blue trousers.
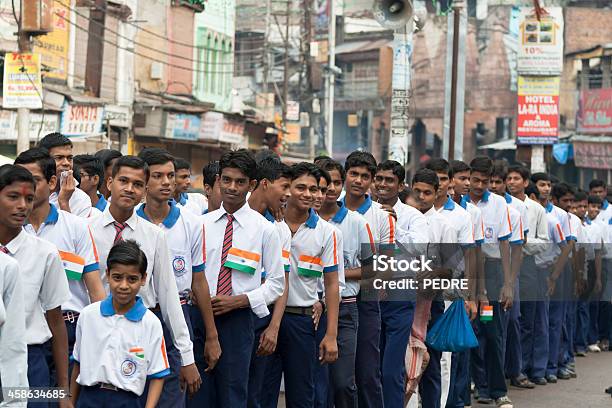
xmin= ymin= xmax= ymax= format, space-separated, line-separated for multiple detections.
xmin=380 ymin=300 xmax=415 ymax=408
xmin=76 ymin=386 xmax=140 ymax=408
xmin=446 ymin=350 xmax=471 ymax=408
xmin=200 ymin=308 xmax=254 ymax=408
xmin=27 ymin=344 xmax=50 ymax=408
xmin=520 ymin=300 xmax=549 ymax=379
xmin=504 ymin=280 xmax=522 ymax=378
xmin=561 ymin=300 xmax=576 ymax=367
xmin=328 ymin=302 xmax=359 ymax=408
xmin=314 ymin=313 xmax=329 ymax=408
xmin=546 ymin=300 xmax=566 ymax=376
xmin=575 ymin=301 xmax=589 ymax=353
xmin=355 ymin=299 xmax=383 ymax=408
xmin=247 ymin=314 xmax=272 ymax=408
xmin=420 ymin=301 xmax=444 ymax=408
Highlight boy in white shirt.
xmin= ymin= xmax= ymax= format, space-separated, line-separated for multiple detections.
xmin=0 ymin=165 xmax=71 ymax=408
xmin=173 ymin=158 xmax=208 ymax=216
xmin=92 ymin=149 xmax=122 ymax=201
xmin=71 ymin=240 xmax=169 ymax=408
xmin=73 ymin=155 xmax=109 ymax=215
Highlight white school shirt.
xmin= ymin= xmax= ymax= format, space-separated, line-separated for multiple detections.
xmin=598 ymin=199 xmax=612 ymax=224
xmin=459 ymin=198 xmax=485 ymax=245
xmin=23 ymin=204 xmax=99 ymax=313
xmin=73 ymin=297 xmax=170 ymax=396
xmin=176 ymin=192 xmax=208 ymax=216
xmin=545 ymin=202 xmax=573 ymax=242
xmin=3 ymin=230 xmax=70 ymax=345
xmin=49 ymin=184 xmax=93 ymax=218
xmin=521 ymin=196 xmax=550 ymax=256
xmin=286 ymin=209 xmax=339 ymax=307
xmin=0 ymin=253 xmax=29 ymax=400
xmin=393 ymin=200 xmax=429 ymax=244
xmin=535 ymin=212 xmax=566 ymax=267
xmin=604 ymin=218 xmax=612 ymax=259
xmin=437 ymin=196 xmax=474 ymax=247
xmin=505 ymin=193 xmax=529 ymax=238
xmin=568 ymin=212 xmax=584 ymax=259
xmin=582 ymin=218 xmax=604 ymax=261
xmin=507 ymin=204 xmax=525 ymax=245
xmin=328 ymin=203 xmax=375 ymax=298
xmin=462 ymin=191 xmax=513 ymax=259
xmin=88 ymin=207 xmax=194 ymax=366
xmin=136 ymin=202 xmax=204 ymax=295
xmin=88 ymin=193 xmax=109 ymax=218
xmin=341 ymin=195 xmax=396 ymax=248
xmin=202 ymin=202 xmax=285 ymax=318
xmin=262 ymin=209 xmax=292 ymax=274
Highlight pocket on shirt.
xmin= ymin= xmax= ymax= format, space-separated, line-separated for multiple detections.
xmin=119 ymin=350 xmax=145 ymax=383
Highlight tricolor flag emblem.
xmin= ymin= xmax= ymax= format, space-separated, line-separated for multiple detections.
xmin=223 ymin=248 xmax=261 ymax=275
xmin=282 ymin=250 xmax=290 ymax=272
xmin=129 ymin=347 xmax=145 ymax=359
xmin=297 ymin=255 xmax=324 ymax=278
xmin=59 ymin=251 xmax=85 ymax=281
xmin=480 ymin=305 xmax=493 ymax=322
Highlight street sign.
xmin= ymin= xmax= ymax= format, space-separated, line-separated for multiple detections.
xmin=517 ymin=76 xmax=559 ymax=144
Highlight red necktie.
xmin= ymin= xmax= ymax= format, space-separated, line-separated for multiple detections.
xmin=113 ymin=222 xmax=128 ymax=244
xmin=216 ymin=214 xmax=234 ymax=296
xmin=0 ymin=246 xmax=8 ymax=254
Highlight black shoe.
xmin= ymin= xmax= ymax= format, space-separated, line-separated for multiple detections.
xmin=605 ymin=386 xmax=612 ymax=394
xmin=510 ymin=377 xmax=536 ymax=389
xmin=546 ymin=374 xmax=558 ymax=383
xmin=531 ymin=377 xmax=547 ymax=386
xmin=557 ymin=370 xmax=571 ymax=380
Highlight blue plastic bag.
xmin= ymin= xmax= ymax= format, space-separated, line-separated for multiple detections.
xmin=425 ymin=300 xmax=479 ymax=352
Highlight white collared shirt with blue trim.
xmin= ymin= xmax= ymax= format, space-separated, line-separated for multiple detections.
xmin=545 ymin=201 xmax=573 ymax=242
xmin=328 ymin=202 xmax=374 ymax=298
xmin=463 ymin=190 xmax=513 ymax=259
xmin=263 ymin=209 xmax=292 ymax=274
xmin=2 ymin=230 xmax=70 ymax=345
xmin=437 ymin=196 xmax=475 ymax=247
xmin=88 ymin=193 xmax=109 ymax=217
xmin=393 ymin=200 xmax=429 ymax=244
xmin=50 ymin=184 xmax=93 ymax=218
xmin=521 ymin=196 xmax=550 ymax=256
xmin=88 ymin=207 xmax=194 ymax=366
xmin=459 ymin=196 xmax=485 ymax=245
xmin=72 ymin=296 xmax=170 ymax=396
xmin=176 ymin=192 xmax=208 ymax=216
xmin=341 ymin=194 xmax=396 ymax=249
xmin=568 ymin=212 xmax=584 ymax=259
xmin=535 ymin=211 xmax=567 ymax=267
xmin=505 ymin=193 xmax=529 ymax=238
xmin=582 ymin=217 xmax=604 ymax=261
xmin=23 ymin=204 xmax=100 ymax=314
xmin=136 ymin=201 xmax=205 ymax=295
xmin=598 ymin=199 xmax=611 ymax=225
xmin=287 ymin=209 xmax=339 ymax=307
xmin=604 ymin=217 xmax=612 ymax=259
xmin=202 ymin=202 xmax=285 ymax=318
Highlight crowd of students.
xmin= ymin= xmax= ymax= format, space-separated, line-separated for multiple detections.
xmin=0 ymin=131 xmax=610 ymax=408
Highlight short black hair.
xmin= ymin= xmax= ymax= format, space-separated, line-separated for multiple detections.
xmin=316 ymin=158 xmax=346 ymax=183
xmin=412 ymin=168 xmax=439 ymax=190
xmin=291 ymin=162 xmax=320 ymax=183
xmin=314 ymin=166 xmax=331 ymax=187
xmin=74 ymin=155 xmax=105 ymax=189
xmin=551 ymin=182 xmax=575 ymax=200
xmin=589 ymin=179 xmax=606 ymax=190
xmin=345 ymin=151 xmax=377 ymax=178
xmin=425 ymin=158 xmax=453 ymax=179
xmin=507 ymin=165 xmax=530 ymax=181
xmin=377 ymin=160 xmax=406 ymax=184
xmin=38 ymin=132 xmax=72 ymax=150
xmin=255 ymin=149 xmax=280 ymax=165
xmin=0 ymin=164 xmax=36 ymax=192
xmin=525 ymin=182 xmax=540 ymax=200
xmin=107 ymin=239 xmax=148 ymax=277
xmin=588 ymin=195 xmax=602 ymax=205
xmin=491 ymin=160 xmax=508 ymax=180
xmin=138 ymin=148 xmax=176 ymax=169
xmin=469 ymin=156 xmax=493 ymax=176
xmin=398 ymin=188 xmax=411 ymax=204
xmin=219 ymin=149 xmax=258 ymax=181
xmin=257 ymin=157 xmax=292 ymax=183
xmin=111 ymin=156 xmax=149 ymax=181
xmin=531 ymin=172 xmax=550 ymax=184
xmin=203 ymin=161 xmax=220 ymax=187
xmin=450 ymin=160 xmax=470 ymax=175
xmin=94 ymin=149 xmax=123 ymax=169
xmin=174 ymin=157 xmax=191 ymax=172
xmin=14 ymin=147 xmax=56 ymax=182
xmin=574 ymin=191 xmax=588 ymax=202
xmin=314 ymin=155 xmax=331 ymax=164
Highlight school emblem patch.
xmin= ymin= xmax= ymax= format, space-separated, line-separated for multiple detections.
xmin=485 ymin=227 xmax=494 ymax=239
xmin=173 ymin=256 xmax=187 ymax=277
xmin=121 ymin=358 xmax=138 ymax=378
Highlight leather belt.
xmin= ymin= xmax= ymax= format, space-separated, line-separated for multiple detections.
xmin=284 ymin=306 xmax=314 ymax=316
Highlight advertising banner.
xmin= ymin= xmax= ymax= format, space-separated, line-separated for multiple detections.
xmin=518 ymin=7 xmax=564 ymax=75
xmin=164 ymin=113 xmax=201 ymax=141
xmin=517 ymin=76 xmax=559 ymax=144
xmin=32 ymin=0 xmax=70 ymax=81
xmin=2 ymin=53 xmax=43 ymax=109
xmin=577 ymin=88 xmax=612 ymax=134
xmin=61 ymin=104 xmax=104 ymax=136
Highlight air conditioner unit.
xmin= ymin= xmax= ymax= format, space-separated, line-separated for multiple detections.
xmin=150 ymin=62 xmax=163 ymax=80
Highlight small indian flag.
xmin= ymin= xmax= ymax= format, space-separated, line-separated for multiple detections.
xmin=297 ymin=255 xmax=324 ymax=278
xmin=224 ymin=248 xmax=261 ymax=275
xmin=282 ymin=250 xmax=290 ymax=272
xmin=480 ymin=305 xmax=493 ymax=322
xmin=59 ymin=251 xmax=85 ymax=281
xmin=129 ymin=347 xmax=145 ymax=359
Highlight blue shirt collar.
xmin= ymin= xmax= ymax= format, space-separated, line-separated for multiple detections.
xmin=585 ymin=217 xmax=592 ymax=225
xmin=45 ymin=204 xmax=59 ymax=224
xmin=603 ymin=199 xmax=609 ymax=210
xmin=100 ymin=295 xmax=147 ymax=322
xmin=136 ymin=201 xmax=181 ymax=229
xmin=305 ymin=208 xmax=319 ymax=228
xmin=263 ymin=209 xmax=276 ymax=223
xmin=341 ymin=194 xmax=372 ymax=215
xmin=465 ymin=190 xmax=490 ymax=204
xmin=545 ymin=201 xmax=553 ymax=213
xmin=95 ymin=193 xmax=108 ymax=212
xmin=443 ymin=195 xmax=456 ymax=210
xmin=331 ymin=201 xmax=349 ymax=223
xmin=177 ymin=192 xmax=188 ymax=206
xmin=459 ymin=195 xmax=469 ymax=209
xmin=504 ymin=192 xmax=513 ymax=204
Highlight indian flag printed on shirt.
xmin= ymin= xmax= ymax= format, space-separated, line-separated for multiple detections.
xmin=480 ymin=305 xmax=493 ymax=322
xmin=282 ymin=250 xmax=290 ymax=272
xmin=130 ymin=347 xmax=145 ymax=359
xmin=297 ymin=255 xmax=324 ymax=278
xmin=59 ymin=251 xmax=85 ymax=281
xmin=223 ymin=248 xmax=261 ymax=275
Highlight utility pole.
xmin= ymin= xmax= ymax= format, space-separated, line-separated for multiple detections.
xmin=326 ymin=0 xmax=336 ymax=157
xmin=16 ymin=30 xmax=32 ymax=154
xmin=282 ymin=0 xmax=290 ymax=128
xmin=262 ymin=0 xmax=271 ymax=97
